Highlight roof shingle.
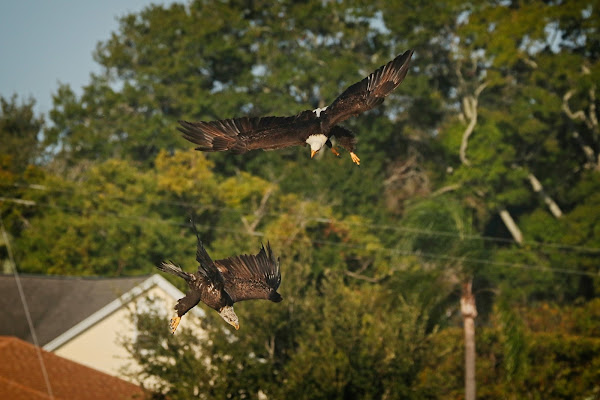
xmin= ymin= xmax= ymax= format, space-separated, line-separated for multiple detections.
xmin=0 ymin=274 xmax=148 ymax=346
xmin=0 ymin=336 xmax=145 ymax=400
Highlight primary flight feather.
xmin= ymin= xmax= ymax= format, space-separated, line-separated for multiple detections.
xmin=178 ymin=49 xmax=414 ymax=165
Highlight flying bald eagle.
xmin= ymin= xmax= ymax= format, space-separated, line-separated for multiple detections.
xmin=178 ymin=49 xmax=414 ymax=165
xmin=156 ymin=227 xmax=282 ymax=333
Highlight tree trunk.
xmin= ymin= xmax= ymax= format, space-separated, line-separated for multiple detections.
xmin=461 ymin=281 xmax=477 ymax=400
xmin=498 ymin=208 xmax=523 ymax=245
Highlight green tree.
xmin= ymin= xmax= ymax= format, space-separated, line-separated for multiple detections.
xmin=417 ymin=301 xmax=600 ymax=399
xmin=125 ymin=254 xmax=442 ymax=399
xmin=431 ymin=0 xmax=600 ymax=302
xmin=401 ymin=197 xmax=487 ymax=400
xmin=3 ymin=0 xmax=600 ymax=398
xmin=0 ymin=95 xmax=46 ymax=263
xmin=0 ymin=95 xmax=44 ymax=173
xmin=42 ymin=0 xmax=465 ymax=223
xmin=13 ymin=157 xmax=189 ymax=275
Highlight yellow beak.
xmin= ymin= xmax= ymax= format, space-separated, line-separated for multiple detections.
xmin=311 ymin=150 xmax=317 ymax=158
xmin=235 ymin=324 xmax=240 ymax=330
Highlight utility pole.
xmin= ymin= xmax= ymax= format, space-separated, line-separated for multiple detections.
xmin=461 ymin=280 xmax=477 ymax=400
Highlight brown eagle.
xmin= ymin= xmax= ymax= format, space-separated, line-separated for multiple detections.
xmin=157 ymin=229 xmax=282 ymax=333
xmin=178 ymin=49 xmax=414 ymax=165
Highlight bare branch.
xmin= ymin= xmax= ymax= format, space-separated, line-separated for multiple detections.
xmin=344 ymin=269 xmax=387 ymax=283
xmin=265 ymin=335 xmax=275 ymax=360
xmin=498 ymin=207 xmax=523 ymax=245
xmin=431 ymin=184 xmax=460 ymax=197
xmin=589 ymin=85 xmax=598 ymax=136
xmin=459 ymin=82 xmax=489 ymax=166
xmin=355 ymin=259 xmax=371 ymax=275
xmin=571 ymin=131 xmax=600 ymax=171
xmin=563 ymin=79 xmax=599 ymax=170
xmin=241 ymin=186 xmax=275 ymax=235
xmin=562 ymin=89 xmax=588 ymax=122
xmin=383 ymin=154 xmax=418 ymax=186
xmin=474 ymin=81 xmax=488 ymax=98
xmin=455 ymin=58 xmax=466 ymax=92
xmin=459 ymin=98 xmax=476 ymax=166
xmin=522 ymin=57 xmax=538 ymax=69
xmin=527 ymin=173 xmax=563 ymax=218
xmin=0 ymin=197 xmax=36 ymax=206
xmin=283 ymin=203 xmax=310 ymax=247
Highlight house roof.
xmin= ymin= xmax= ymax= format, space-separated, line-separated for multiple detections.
xmin=0 ymin=273 xmax=204 ymax=351
xmin=43 ymin=274 xmax=203 ymax=351
xmin=0 ymin=274 xmax=148 ymax=346
xmin=0 ymin=336 xmax=145 ymax=400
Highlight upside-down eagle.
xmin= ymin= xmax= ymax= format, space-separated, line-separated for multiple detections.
xmin=178 ymin=49 xmax=414 ymax=165
xmin=157 ymin=227 xmax=282 ymax=333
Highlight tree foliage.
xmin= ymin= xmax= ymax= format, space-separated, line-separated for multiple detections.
xmin=1 ymin=0 xmax=600 ymax=398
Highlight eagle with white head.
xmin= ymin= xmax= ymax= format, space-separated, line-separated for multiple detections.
xmin=178 ymin=50 xmax=414 ymax=165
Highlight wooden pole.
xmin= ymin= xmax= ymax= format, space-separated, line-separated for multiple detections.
xmin=461 ymin=280 xmax=477 ymax=400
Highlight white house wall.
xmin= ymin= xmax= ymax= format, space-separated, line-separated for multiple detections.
xmin=51 ymin=278 xmax=206 ymax=385
xmin=53 ymin=286 xmax=170 ymax=377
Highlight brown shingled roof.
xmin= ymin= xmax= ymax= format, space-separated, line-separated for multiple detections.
xmin=0 ymin=336 xmax=146 ymax=400
xmin=0 ymin=274 xmax=149 ymax=346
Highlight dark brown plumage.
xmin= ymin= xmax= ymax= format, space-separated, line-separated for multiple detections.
xmin=178 ymin=49 xmax=414 ymax=165
xmin=156 ymin=227 xmax=281 ymax=333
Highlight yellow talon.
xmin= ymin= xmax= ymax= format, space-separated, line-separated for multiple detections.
xmin=170 ymin=316 xmax=181 ymax=334
xmin=331 ymin=147 xmax=340 ymax=157
xmin=350 ymin=152 xmax=360 ymax=165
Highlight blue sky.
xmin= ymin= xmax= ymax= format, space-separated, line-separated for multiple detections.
xmin=0 ymin=0 xmax=174 ymax=117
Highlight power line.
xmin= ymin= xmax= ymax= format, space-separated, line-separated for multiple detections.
xmin=3 ymin=199 xmax=598 ymax=278
xmin=313 ymin=218 xmax=600 ymax=253
xmin=0 ymin=215 xmax=54 ymax=399
xmin=307 ymin=238 xmax=598 ymax=277
xmin=3 ymin=182 xmax=600 ymax=254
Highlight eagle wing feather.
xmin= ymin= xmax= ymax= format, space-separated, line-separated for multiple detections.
xmin=216 ymin=243 xmax=282 ymax=303
xmin=324 ymin=49 xmax=414 ymax=127
xmin=178 ymin=111 xmax=318 ymax=153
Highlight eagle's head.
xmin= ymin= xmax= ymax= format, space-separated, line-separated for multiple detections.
xmin=219 ymin=305 xmax=239 ymax=330
xmin=306 ymin=134 xmax=328 ymax=158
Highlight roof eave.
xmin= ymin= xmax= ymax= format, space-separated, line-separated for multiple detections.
xmin=43 ymin=274 xmax=203 ymax=351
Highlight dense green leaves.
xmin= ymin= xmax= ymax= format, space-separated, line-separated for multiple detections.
xmin=1 ymin=0 xmax=599 ymax=398
xmin=417 ymin=301 xmax=600 ymax=400
xmin=0 ymin=95 xmax=44 ymax=174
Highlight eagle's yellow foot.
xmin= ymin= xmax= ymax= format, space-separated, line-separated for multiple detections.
xmin=350 ymin=152 xmax=360 ymax=165
xmin=170 ymin=316 xmax=181 ymax=334
xmin=331 ymin=147 xmax=340 ymax=157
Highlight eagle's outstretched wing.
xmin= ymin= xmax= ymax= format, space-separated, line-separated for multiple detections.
xmin=178 ymin=111 xmax=319 ymax=153
xmin=189 ymin=220 xmax=224 ymax=292
xmin=167 ymin=233 xmax=233 ymax=315
xmin=215 ymin=243 xmax=282 ymax=303
xmin=324 ymin=49 xmax=414 ymax=128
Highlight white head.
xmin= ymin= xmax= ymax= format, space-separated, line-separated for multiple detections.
xmin=218 ymin=305 xmax=239 ymax=330
xmin=306 ymin=134 xmax=328 ymax=158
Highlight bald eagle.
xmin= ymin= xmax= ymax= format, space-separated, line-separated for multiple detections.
xmin=178 ymin=49 xmax=414 ymax=165
xmin=156 ymin=229 xmax=282 ymax=333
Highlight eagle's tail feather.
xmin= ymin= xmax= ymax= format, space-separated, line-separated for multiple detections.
xmin=157 ymin=261 xmax=192 ymax=282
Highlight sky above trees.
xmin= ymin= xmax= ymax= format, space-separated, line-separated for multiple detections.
xmin=0 ymin=0 xmax=175 ymax=115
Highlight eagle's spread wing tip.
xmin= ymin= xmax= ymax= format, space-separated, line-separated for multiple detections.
xmin=215 ymin=241 xmax=282 ymax=302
